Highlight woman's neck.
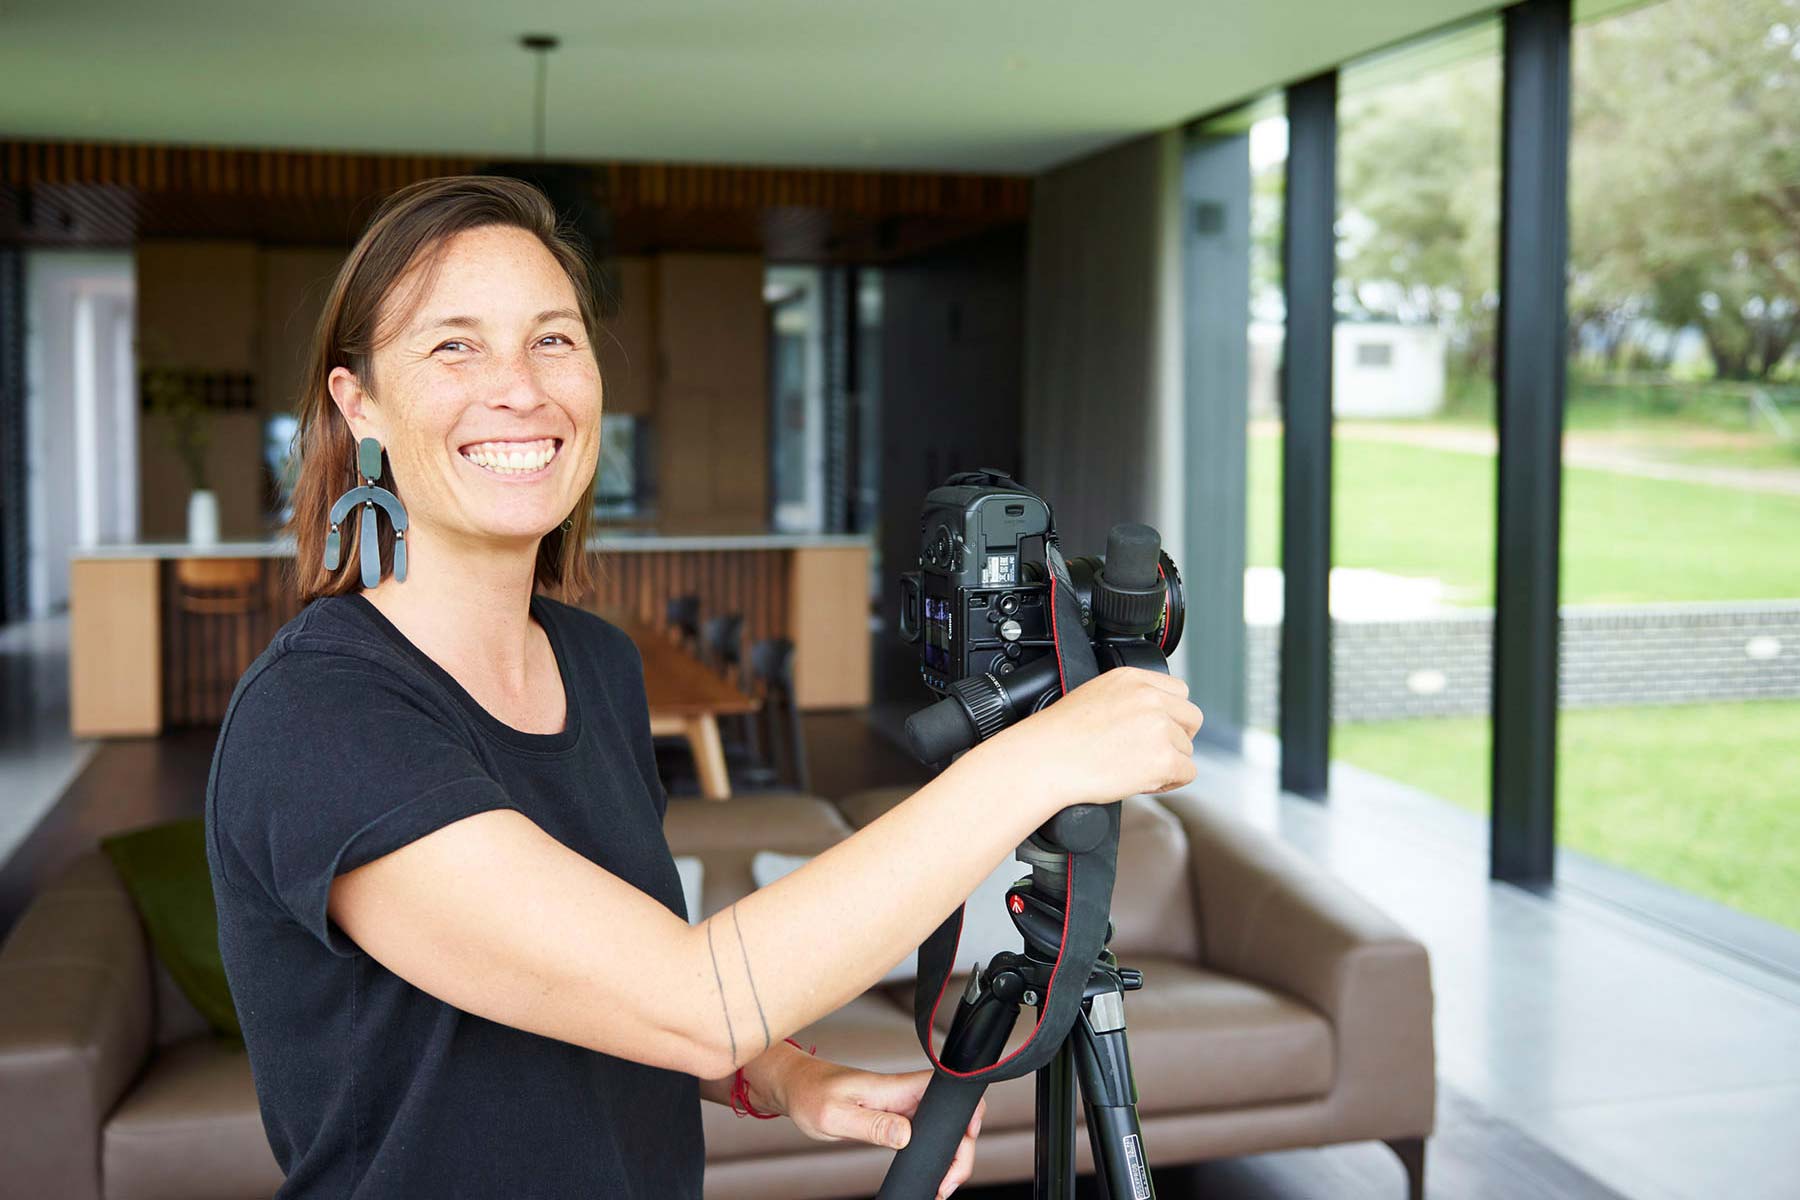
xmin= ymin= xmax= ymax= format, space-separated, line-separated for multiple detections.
xmin=357 ymin=525 xmax=545 ymax=695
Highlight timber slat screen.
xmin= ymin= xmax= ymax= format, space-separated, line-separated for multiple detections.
xmin=157 ymin=550 xmax=792 ymax=726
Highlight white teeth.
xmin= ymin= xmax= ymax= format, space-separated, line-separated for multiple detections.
xmin=460 ymin=438 xmax=558 ymax=474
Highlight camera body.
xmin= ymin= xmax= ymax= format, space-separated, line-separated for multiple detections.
xmin=899 ymin=477 xmax=1058 ymax=694
xmin=898 ymin=471 xmax=1184 ymax=729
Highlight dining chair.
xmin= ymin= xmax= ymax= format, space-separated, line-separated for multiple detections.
xmin=665 ymin=593 xmax=700 ymax=652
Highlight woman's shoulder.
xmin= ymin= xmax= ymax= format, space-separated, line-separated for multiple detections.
xmin=224 ymin=595 xmax=446 ymax=730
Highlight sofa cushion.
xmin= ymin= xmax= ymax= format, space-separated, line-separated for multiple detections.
xmin=833 ymin=785 xmax=916 ymax=830
xmin=664 ymin=793 xmax=851 ymax=855
xmin=100 ymin=818 xmax=242 ymax=1040
xmin=880 ymin=955 xmax=1334 ymax=1121
xmin=833 ymin=791 xmax=1201 ymax=963
xmin=102 ymin=1037 xmax=281 ymax=1200
xmin=1107 ymin=796 xmax=1203 ymax=962
xmin=673 ymin=855 xmax=704 ymax=924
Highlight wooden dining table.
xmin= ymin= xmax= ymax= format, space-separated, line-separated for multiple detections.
xmin=606 ymin=613 xmax=760 ymax=801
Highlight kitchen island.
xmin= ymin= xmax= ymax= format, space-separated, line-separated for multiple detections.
xmin=68 ymin=532 xmax=871 ymax=739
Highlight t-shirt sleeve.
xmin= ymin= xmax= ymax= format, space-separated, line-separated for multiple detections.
xmin=210 ymin=650 xmax=520 ymax=956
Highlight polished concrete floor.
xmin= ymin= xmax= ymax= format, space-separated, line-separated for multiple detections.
xmin=3 ymin=612 xmax=1797 ymax=1199
xmin=1185 ymin=735 xmax=1800 ymax=1200
xmin=0 ymin=613 xmax=94 ymax=854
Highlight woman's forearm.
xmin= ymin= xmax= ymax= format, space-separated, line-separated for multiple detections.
xmin=690 ymin=742 xmax=1048 ymax=1074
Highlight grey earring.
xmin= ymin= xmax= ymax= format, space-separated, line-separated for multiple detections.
xmin=323 ymin=436 xmax=410 ymax=587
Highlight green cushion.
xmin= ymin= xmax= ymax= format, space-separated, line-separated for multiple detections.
xmin=100 ymin=817 xmax=242 ymax=1040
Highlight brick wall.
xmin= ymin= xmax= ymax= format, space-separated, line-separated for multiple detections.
xmin=1246 ymin=601 xmax=1800 ymax=727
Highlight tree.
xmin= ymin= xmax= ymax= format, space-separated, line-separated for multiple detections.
xmin=1573 ymin=0 xmax=1800 ymax=380
xmin=1336 ymin=57 xmax=1501 ymax=378
xmin=1327 ymin=0 xmax=1800 ymax=382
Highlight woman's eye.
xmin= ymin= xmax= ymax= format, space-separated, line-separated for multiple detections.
xmin=434 ymin=340 xmax=470 ymax=354
xmin=540 ymin=333 xmax=575 ymax=347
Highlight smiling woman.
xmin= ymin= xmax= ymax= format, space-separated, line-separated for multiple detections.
xmin=201 ymin=173 xmax=1126 ymax=1200
xmin=285 ymin=177 xmax=604 ymax=606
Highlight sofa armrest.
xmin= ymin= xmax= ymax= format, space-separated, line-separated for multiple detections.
xmin=1155 ymin=792 xmax=1435 ymax=1140
xmin=0 ymin=851 xmax=155 ymax=1200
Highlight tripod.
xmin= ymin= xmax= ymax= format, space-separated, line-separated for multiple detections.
xmin=874 ymin=829 xmax=1155 ymax=1200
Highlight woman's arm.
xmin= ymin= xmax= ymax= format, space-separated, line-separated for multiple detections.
xmin=327 ymin=666 xmax=1201 ymax=1080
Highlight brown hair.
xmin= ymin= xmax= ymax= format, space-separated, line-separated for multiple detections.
xmin=285 ymin=174 xmax=602 ymax=605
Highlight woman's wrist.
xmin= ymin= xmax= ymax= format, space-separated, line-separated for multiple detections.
xmin=741 ymin=1038 xmax=818 ymax=1116
xmin=954 ymin=732 xmax=1079 ymax=827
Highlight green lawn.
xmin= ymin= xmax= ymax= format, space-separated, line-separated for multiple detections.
xmin=1246 ymin=423 xmax=1800 ymax=931
xmin=1400 ymin=373 xmax=1800 ymax=470
xmin=1331 ymin=701 xmax=1800 ymax=932
xmin=1247 ymin=431 xmax=1800 ymax=604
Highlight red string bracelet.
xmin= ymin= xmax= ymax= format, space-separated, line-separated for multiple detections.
xmin=730 ymin=1037 xmax=817 ymax=1119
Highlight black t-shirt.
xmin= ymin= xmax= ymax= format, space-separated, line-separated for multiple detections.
xmin=204 ymin=591 xmax=704 ymax=1199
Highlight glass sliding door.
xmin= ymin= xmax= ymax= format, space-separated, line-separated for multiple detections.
xmin=1559 ymin=0 xmax=1800 ymax=931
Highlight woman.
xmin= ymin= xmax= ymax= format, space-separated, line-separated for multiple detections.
xmin=205 ymin=174 xmax=1203 ymax=1199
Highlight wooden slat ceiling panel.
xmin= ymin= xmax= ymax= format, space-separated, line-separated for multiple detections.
xmin=0 ymin=139 xmax=1029 ymax=260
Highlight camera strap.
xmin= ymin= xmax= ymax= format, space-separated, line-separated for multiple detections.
xmin=909 ymin=539 xmax=1121 ymax=1083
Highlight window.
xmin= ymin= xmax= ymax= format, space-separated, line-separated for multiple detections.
xmin=1327 ymin=22 xmax=1503 ymax=817
xmin=1558 ymin=0 xmax=1800 ymax=931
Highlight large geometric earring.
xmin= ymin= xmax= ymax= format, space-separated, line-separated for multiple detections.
xmin=323 ymin=436 xmax=410 ymax=587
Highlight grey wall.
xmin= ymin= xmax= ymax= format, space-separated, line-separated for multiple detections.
xmin=873 ymin=226 xmax=1027 ymax=703
xmin=1021 ymin=130 xmax=1184 ymax=559
xmin=1022 ymin=128 xmax=1253 ymax=721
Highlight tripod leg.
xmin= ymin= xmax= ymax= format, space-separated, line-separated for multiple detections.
xmin=1034 ymin=1039 xmax=1079 ymax=1200
xmin=1072 ymin=991 xmax=1155 ymax=1200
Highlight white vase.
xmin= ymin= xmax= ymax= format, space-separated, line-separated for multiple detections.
xmin=187 ymin=489 xmax=220 ymax=547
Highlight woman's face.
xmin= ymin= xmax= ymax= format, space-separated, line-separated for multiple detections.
xmin=340 ymin=223 xmax=601 ymax=551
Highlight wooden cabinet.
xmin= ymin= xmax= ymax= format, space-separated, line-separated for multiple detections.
xmin=594 ymin=252 xmax=770 ymax=527
xmin=653 ymin=254 xmax=769 ymax=528
xmin=596 ymin=255 xmax=655 ymax=417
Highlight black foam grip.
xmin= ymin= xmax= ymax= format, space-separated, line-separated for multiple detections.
xmin=905 ymin=696 xmax=978 ymax=764
xmin=874 ymin=1073 xmax=988 ymax=1200
xmin=1103 ymin=523 xmax=1161 ymax=590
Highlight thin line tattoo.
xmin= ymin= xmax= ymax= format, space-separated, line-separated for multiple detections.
xmin=730 ymin=905 xmax=772 ymax=1051
xmin=705 ymin=918 xmax=737 ymax=1063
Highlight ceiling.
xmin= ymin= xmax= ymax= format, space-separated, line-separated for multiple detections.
xmin=1 ymin=0 xmax=1500 ymax=175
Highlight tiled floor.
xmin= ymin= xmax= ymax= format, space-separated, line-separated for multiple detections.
xmin=1184 ymin=735 xmax=1800 ymax=1200
xmin=4 ymin=619 xmax=1797 ymax=1199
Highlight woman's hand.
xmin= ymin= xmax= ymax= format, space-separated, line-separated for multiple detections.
xmin=977 ymin=665 xmax=1204 ymax=818
xmin=767 ymin=1056 xmax=986 ymax=1199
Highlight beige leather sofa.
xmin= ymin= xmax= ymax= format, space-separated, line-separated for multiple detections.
xmin=0 ymin=789 xmax=1434 ymax=1200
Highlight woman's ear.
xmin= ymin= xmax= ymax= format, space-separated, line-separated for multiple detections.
xmin=327 ymin=366 xmax=381 ymax=442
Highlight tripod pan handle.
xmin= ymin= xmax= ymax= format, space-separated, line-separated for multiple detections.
xmin=874 ymin=1072 xmax=987 ymax=1200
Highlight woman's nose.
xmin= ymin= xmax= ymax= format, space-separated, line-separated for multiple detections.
xmin=482 ymin=349 xmax=551 ymax=410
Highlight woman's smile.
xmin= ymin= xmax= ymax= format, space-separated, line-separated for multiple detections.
xmin=457 ymin=436 xmax=563 ymax=481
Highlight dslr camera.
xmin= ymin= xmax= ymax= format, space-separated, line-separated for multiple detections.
xmin=897 ymin=470 xmax=1184 ymax=763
